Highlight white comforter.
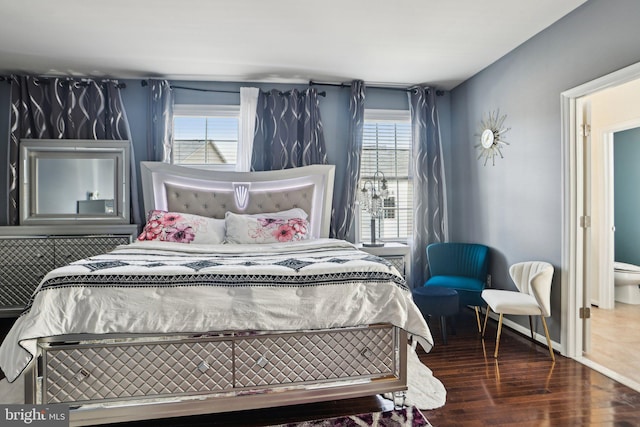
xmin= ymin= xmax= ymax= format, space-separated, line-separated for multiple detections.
xmin=0 ymin=238 xmax=433 ymax=383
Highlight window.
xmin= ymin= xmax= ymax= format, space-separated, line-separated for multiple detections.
xmin=383 ymin=196 xmax=396 ymax=219
xmin=172 ymin=105 xmax=240 ymax=168
xmin=359 ymin=109 xmax=412 ymax=243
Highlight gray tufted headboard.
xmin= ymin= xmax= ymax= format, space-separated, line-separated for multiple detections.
xmin=140 ymin=162 xmax=336 ymax=239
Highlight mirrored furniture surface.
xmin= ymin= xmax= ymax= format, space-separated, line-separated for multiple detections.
xmin=19 ymin=139 xmax=130 ymax=225
xmin=0 ymin=225 xmax=138 ymax=317
xmin=4 ymin=138 xmax=135 ymax=316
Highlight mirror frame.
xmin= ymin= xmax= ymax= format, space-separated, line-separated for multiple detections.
xmin=19 ymin=139 xmax=130 ymax=225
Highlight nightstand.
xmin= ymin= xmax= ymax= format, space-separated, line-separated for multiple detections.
xmin=357 ymin=242 xmax=411 ymax=283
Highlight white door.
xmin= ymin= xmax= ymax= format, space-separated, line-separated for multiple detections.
xmin=600 ymin=130 xmax=616 ymax=310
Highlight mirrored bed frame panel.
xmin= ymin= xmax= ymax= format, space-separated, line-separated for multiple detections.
xmin=26 ymin=327 xmax=407 ymax=426
xmin=19 ymin=139 xmax=130 ymax=225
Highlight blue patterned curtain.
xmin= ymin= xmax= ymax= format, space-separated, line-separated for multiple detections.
xmin=7 ymin=75 xmax=141 ymax=225
xmin=330 ymin=80 xmax=365 ymax=240
xmin=408 ymin=87 xmax=448 ymax=288
xmin=251 ymin=88 xmax=327 ymax=171
xmin=147 ymin=79 xmax=174 ymax=163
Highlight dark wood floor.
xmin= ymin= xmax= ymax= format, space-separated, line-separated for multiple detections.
xmin=424 ymin=310 xmax=640 ymax=427
xmin=2 ymin=309 xmax=640 ymax=426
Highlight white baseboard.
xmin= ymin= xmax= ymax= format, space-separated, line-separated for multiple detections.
xmin=576 ymin=357 xmax=640 ymax=393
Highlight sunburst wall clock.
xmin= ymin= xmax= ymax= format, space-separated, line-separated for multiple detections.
xmin=475 ymin=110 xmax=510 ymax=166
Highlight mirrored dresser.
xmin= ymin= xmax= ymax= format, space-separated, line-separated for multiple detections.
xmin=0 ymin=225 xmax=138 ymax=317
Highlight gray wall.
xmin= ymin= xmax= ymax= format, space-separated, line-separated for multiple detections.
xmin=449 ymin=0 xmax=640 ymax=340
xmin=614 ymin=127 xmax=640 ymax=266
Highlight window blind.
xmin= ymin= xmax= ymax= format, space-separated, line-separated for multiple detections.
xmin=360 ymin=112 xmax=412 ymax=242
xmin=172 ymin=105 xmax=239 ymax=166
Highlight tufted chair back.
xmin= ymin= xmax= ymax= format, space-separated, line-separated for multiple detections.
xmin=509 ymin=261 xmax=554 ymax=317
xmin=427 ymin=243 xmax=490 ymax=282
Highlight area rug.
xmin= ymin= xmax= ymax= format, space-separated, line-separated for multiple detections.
xmin=271 ymin=406 xmax=432 ymax=427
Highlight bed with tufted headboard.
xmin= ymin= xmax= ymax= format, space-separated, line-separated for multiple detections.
xmin=0 ymin=163 xmax=433 ymax=426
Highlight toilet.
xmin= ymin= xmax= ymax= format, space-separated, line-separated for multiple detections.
xmin=614 ymin=262 xmax=640 ymax=305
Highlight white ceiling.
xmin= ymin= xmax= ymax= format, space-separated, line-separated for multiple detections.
xmin=0 ymin=0 xmax=587 ymax=90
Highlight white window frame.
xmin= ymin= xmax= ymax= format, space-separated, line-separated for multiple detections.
xmin=357 ymin=109 xmax=412 ymax=244
xmin=172 ymin=104 xmax=240 ymax=171
xmin=363 ymin=108 xmax=411 ymax=123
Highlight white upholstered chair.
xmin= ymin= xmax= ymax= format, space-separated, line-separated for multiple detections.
xmin=481 ymin=261 xmax=555 ymax=361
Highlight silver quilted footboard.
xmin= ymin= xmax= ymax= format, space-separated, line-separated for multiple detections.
xmin=26 ymin=324 xmax=407 ymax=426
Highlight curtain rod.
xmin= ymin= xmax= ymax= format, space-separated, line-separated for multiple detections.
xmin=141 ymin=81 xmax=325 ymax=97
xmin=0 ymin=75 xmax=126 ymax=88
xmin=309 ymin=80 xmax=444 ymax=96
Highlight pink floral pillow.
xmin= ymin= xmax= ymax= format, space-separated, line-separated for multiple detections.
xmin=225 ymin=209 xmax=310 ymax=244
xmin=138 ymin=210 xmax=225 ymax=244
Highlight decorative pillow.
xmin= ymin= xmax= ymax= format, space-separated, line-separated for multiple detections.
xmin=245 ymin=208 xmax=308 ymax=220
xmin=138 ymin=210 xmax=225 ymax=244
xmin=225 ymin=209 xmax=310 ymax=244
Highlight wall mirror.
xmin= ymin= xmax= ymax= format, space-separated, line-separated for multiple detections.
xmin=19 ymin=139 xmax=130 ymax=225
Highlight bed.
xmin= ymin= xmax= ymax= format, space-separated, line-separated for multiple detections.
xmin=0 ymin=162 xmax=434 ymax=426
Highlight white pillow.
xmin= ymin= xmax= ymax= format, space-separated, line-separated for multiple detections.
xmin=246 ymin=208 xmax=308 ymax=220
xmin=225 ymin=208 xmax=310 ymax=244
xmin=138 ymin=210 xmax=225 ymax=244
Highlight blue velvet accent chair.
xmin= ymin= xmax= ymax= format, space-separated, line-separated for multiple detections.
xmin=424 ymin=242 xmax=490 ymax=332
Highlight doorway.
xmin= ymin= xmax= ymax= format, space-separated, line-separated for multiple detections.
xmin=561 ymin=62 xmax=640 ymax=393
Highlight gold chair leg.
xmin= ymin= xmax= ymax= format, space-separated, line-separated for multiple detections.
xmin=482 ymin=306 xmax=491 ymax=337
xmin=474 ymin=306 xmax=482 ymax=333
xmin=494 ymin=313 xmax=504 ymax=359
xmin=540 ymin=316 xmax=555 ymax=362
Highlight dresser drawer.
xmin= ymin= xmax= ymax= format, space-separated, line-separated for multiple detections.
xmin=0 ymin=238 xmax=54 ymax=266
xmin=53 ymin=236 xmax=131 ymax=267
xmin=41 ymin=339 xmax=234 ymax=404
xmin=233 ymin=326 xmax=395 ymax=388
xmin=0 ymin=264 xmax=51 ymax=307
xmin=0 ymin=239 xmax=53 ymax=309
xmin=0 ymin=227 xmax=138 ymax=314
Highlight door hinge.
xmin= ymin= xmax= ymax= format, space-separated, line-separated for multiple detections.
xmin=580 ymin=216 xmax=591 ymax=228
xmin=579 ymin=306 xmax=591 ymax=319
xmin=580 ymin=123 xmax=591 ymax=137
